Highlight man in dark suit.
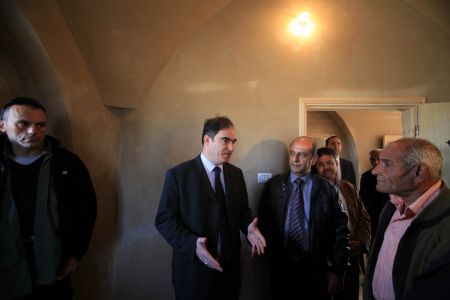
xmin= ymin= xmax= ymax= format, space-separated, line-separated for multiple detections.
xmin=326 ymin=136 xmax=356 ymax=186
xmin=155 ymin=116 xmax=266 ymax=300
xmin=359 ymin=149 xmax=389 ymax=236
xmin=259 ymin=136 xmax=349 ymax=300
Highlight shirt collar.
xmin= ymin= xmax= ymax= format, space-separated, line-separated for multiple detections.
xmin=289 ymin=172 xmax=311 ymax=184
xmin=200 ymin=152 xmax=222 ymax=174
xmin=390 ymin=180 xmax=443 ymax=217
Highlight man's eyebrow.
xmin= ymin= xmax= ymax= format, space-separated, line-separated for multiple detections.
xmin=221 ymin=137 xmax=237 ymax=142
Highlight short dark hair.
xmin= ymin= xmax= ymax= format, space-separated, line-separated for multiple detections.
xmin=325 ymin=135 xmax=340 ymax=145
xmin=317 ymin=147 xmax=337 ymax=160
xmin=201 ymin=116 xmax=234 ymax=145
xmin=1 ymin=97 xmax=47 ymax=120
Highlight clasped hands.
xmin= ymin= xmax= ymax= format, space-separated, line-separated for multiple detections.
xmin=196 ymin=217 xmax=266 ymax=272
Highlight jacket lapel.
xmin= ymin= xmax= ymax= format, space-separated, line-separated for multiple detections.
xmin=280 ymin=173 xmax=291 ymax=230
xmin=194 ymin=155 xmax=215 ymax=200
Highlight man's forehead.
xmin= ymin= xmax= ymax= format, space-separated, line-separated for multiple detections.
xmin=317 ymin=155 xmax=334 ymax=162
xmin=291 ymin=142 xmax=312 ymax=152
xmin=8 ymin=105 xmax=47 ymax=117
xmin=216 ymin=128 xmax=237 ymax=139
xmin=380 ymin=144 xmax=403 ymax=161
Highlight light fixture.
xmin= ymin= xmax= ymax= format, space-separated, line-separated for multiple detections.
xmin=289 ymin=12 xmax=313 ymax=38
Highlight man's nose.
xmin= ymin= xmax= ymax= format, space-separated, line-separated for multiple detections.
xmin=372 ymin=164 xmax=380 ymax=175
xmin=27 ymin=124 xmax=38 ymax=134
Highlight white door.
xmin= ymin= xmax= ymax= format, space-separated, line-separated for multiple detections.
xmin=419 ymin=102 xmax=450 ymax=185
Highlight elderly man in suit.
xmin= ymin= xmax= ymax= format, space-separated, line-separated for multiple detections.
xmin=155 ymin=116 xmax=266 ymax=300
xmin=364 ymin=138 xmax=450 ymax=300
xmin=326 ymin=136 xmax=356 ymax=186
xmin=259 ymin=136 xmax=349 ymax=300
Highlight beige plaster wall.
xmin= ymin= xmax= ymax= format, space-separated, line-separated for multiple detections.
xmin=2 ymin=0 xmax=449 ymax=299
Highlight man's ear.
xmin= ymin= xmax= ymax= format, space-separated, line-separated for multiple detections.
xmin=0 ymin=120 xmax=6 ymax=133
xmin=311 ymin=155 xmax=317 ymax=165
xmin=203 ymin=134 xmax=210 ymax=146
xmin=413 ymin=164 xmax=427 ymax=182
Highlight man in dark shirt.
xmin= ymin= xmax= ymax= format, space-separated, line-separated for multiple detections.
xmin=0 ymin=97 xmax=97 ymax=300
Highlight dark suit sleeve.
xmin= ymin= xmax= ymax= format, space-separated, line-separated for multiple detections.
xmin=56 ymin=150 xmax=97 ymax=262
xmin=349 ymin=166 xmax=356 ymax=187
xmin=340 ymin=159 xmax=356 ymax=186
xmin=331 ymin=187 xmax=351 ymax=277
xmin=155 ymin=169 xmax=198 ymax=259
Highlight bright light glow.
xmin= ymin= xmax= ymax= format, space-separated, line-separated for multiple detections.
xmin=289 ymin=12 xmax=313 ymax=38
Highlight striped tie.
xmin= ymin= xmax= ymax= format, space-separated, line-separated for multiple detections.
xmin=287 ymin=178 xmax=309 ymax=258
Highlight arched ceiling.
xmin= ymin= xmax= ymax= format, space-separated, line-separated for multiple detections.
xmin=55 ymin=0 xmax=232 ymax=108
xmin=9 ymin=0 xmax=450 ymax=109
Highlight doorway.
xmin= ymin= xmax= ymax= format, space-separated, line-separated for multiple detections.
xmin=299 ymin=97 xmax=425 ymax=183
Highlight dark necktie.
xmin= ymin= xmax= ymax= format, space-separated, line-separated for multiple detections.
xmin=287 ymin=178 xmax=309 ymax=258
xmin=213 ymin=167 xmax=232 ymax=262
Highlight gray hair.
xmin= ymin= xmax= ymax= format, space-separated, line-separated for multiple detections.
xmin=396 ymin=138 xmax=443 ymax=181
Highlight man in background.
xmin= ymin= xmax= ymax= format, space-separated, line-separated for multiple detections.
xmin=315 ymin=147 xmax=371 ymax=300
xmin=0 ymin=97 xmax=97 ymax=299
xmin=364 ymin=138 xmax=450 ymax=299
xmin=326 ymin=136 xmax=356 ymax=186
xmin=259 ymin=136 xmax=349 ymax=300
xmin=155 ymin=116 xmax=265 ymax=300
xmin=359 ymin=149 xmax=389 ymax=236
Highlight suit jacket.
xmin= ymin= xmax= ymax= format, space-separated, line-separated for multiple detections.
xmin=339 ymin=158 xmax=356 ymax=186
xmin=337 ymin=180 xmax=371 ymax=274
xmin=155 ymin=155 xmax=253 ymax=300
xmin=364 ymin=183 xmax=450 ymax=300
xmin=359 ymin=168 xmax=389 ymax=235
xmin=259 ymin=172 xmax=349 ymax=278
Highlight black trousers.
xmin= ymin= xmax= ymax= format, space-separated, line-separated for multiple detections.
xmin=15 ymin=241 xmax=74 ymax=300
xmin=269 ymin=253 xmax=331 ymax=300
xmin=334 ymin=256 xmax=360 ymax=300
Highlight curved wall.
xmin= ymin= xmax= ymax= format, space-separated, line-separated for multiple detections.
xmin=2 ymin=0 xmax=449 ymax=299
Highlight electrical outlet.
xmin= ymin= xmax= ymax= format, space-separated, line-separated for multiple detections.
xmin=257 ymin=173 xmax=272 ymax=183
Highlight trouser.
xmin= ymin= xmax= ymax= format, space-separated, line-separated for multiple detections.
xmin=334 ymin=256 xmax=360 ymax=300
xmin=269 ymin=253 xmax=331 ymax=300
xmin=15 ymin=241 xmax=74 ymax=300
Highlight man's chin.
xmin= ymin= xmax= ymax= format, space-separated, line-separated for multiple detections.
xmin=375 ymin=184 xmax=388 ymax=193
xmin=221 ymin=156 xmax=231 ymax=163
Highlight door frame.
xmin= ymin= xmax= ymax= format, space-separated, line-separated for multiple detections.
xmin=298 ymin=97 xmax=426 ymax=137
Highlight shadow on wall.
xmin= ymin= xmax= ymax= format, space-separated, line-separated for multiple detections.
xmin=240 ymin=139 xmax=289 ymax=300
